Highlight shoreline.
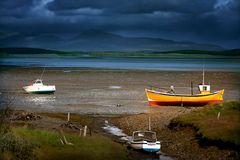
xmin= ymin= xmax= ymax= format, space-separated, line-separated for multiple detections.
xmin=1 ymin=65 xmax=240 ymax=72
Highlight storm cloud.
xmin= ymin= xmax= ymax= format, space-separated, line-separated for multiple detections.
xmin=0 ymin=0 xmax=239 ymax=48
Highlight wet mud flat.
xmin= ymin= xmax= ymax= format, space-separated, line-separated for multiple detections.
xmin=0 ymin=67 xmax=239 ymax=113
xmin=1 ymin=67 xmax=240 ymax=159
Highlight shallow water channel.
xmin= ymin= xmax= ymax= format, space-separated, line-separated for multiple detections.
xmin=102 ymin=121 xmax=173 ymax=160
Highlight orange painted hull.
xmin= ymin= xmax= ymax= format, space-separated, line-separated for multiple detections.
xmin=145 ymin=89 xmax=224 ymax=106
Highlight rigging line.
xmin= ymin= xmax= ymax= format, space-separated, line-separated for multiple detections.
xmin=202 ymin=57 xmax=206 ymax=85
xmin=203 ymin=64 xmax=205 ymax=85
xmin=40 ymin=67 xmax=46 ymax=80
xmin=148 ymin=85 xmax=199 ymax=89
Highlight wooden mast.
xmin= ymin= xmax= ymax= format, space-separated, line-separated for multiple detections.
xmin=202 ymin=65 xmax=205 ymax=85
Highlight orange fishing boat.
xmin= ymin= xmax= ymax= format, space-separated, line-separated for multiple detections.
xmin=145 ymin=71 xmax=224 ymax=106
xmin=145 ymin=88 xmax=224 ymax=106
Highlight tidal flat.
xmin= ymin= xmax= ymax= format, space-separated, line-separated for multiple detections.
xmin=0 ymin=67 xmax=239 ymax=113
xmin=0 ymin=67 xmax=239 ymax=159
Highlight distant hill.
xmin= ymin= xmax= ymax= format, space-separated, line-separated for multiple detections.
xmin=0 ymin=47 xmax=64 ymax=54
xmin=0 ymin=47 xmax=239 ymax=58
xmin=0 ymin=30 xmax=224 ymax=52
xmin=161 ymin=49 xmax=240 ymax=56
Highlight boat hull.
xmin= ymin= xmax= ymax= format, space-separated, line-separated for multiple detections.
xmin=130 ymin=141 xmax=161 ymax=152
xmin=23 ymin=85 xmax=56 ymax=94
xmin=145 ymin=89 xmax=224 ymax=107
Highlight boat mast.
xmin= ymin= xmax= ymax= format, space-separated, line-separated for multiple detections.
xmin=148 ymin=116 xmax=151 ymax=131
xmin=40 ymin=67 xmax=46 ymax=80
xmin=202 ymin=63 xmax=205 ymax=85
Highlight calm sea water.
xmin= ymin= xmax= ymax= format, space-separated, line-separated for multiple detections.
xmin=1 ymin=56 xmax=240 ymax=71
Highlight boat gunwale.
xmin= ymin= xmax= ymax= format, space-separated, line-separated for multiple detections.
xmin=145 ymin=89 xmax=223 ymax=97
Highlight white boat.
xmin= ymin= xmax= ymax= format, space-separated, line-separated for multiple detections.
xmin=23 ymin=79 xmax=56 ymax=94
xmin=129 ymin=131 xmax=161 ymax=152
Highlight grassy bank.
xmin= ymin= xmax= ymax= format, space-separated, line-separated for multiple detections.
xmin=171 ymin=101 xmax=240 ymax=146
xmin=12 ymin=127 xmax=128 ymax=160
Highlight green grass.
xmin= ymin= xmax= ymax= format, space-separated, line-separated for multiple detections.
xmin=12 ymin=127 xmax=129 ymax=160
xmin=172 ymin=101 xmax=240 ymax=145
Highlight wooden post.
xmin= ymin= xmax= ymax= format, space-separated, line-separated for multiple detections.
xmin=217 ymin=112 xmax=221 ymax=120
xmin=83 ymin=125 xmax=87 ymax=137
xmin=67 ymin=112 xmax=70 ymax=122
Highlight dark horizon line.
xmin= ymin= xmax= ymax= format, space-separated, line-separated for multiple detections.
xmin=1 ymin=46 xmax=240 ymax=53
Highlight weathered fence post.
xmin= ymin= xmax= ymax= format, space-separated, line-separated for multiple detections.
xmin=83 ymin=125 xmax=87 ymax=137
xmin=67 ymin=112 xmax=70 ymax=122
xmin=217 ymin=112 xmax=221 ymax=120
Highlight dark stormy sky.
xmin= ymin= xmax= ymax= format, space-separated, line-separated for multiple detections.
xmin=0 ymin=0 xmax=239 ymax=48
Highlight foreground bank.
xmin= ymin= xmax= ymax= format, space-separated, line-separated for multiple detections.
xmin=1 ymin=101 xmax=239 ymax=159
xmin=110 ymin=101 xmax=240 ymax=159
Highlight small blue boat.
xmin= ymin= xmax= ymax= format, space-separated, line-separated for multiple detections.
xmin=129 ymin=131 xmax=161 ymax=152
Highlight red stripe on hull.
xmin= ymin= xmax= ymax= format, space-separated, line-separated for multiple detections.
xmin=148 ymin=100 xmax=223 ymax=107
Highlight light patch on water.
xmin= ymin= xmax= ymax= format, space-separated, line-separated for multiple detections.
xmin=63 ymin=70 xmax=72 ymax=73
xmin=26 ymin=96 xmax=56 ymax=105
xmin=109 ymin=86 xmax=122 ymax=89
xmin=102 ymin=122 xmax=132 ymax=141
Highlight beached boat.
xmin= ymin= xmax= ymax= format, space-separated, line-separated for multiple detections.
xmin=23 ymin=79 xmax=56 ymax=94
xmin=146 ymin=87 xmax=224 ymax=106
xmin=129 ymin=131 xmax=161 ymax=152
xmin=146 ymin=75 xmax=224 ymax=107
xmin=146 ymin=68 xmax=224 ymax=106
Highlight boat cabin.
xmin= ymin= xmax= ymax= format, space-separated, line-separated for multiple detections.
xmin=132 ymin=131 xmax=157 ymax=142
xmin=198 ymin=84 xmax=211 ymax=94
xmin=33 ymin=79 xmax=43 ymax=86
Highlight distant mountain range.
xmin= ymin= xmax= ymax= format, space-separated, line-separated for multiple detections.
xmin=0 ymin=30 xmax=224 ymax=51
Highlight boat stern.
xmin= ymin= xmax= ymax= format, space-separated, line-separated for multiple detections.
xmin=142 ymin=141 xmax=161 ymax=152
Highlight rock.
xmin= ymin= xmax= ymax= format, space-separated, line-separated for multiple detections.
xmin=12 ymin=111 xmax=42 ymax=121
xmin=60 ymin=122 xmax=82 ymax=130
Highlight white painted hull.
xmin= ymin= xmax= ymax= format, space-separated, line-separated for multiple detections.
xmin=143 ymin=142 xmax=161 ymax=152
xmin=23 ymin=85 xmax=56 ymax=94
xmin=130 ymin=142 xmax=143 ymax=150
xmin=130 ymin=141 xmax=161 ymax=152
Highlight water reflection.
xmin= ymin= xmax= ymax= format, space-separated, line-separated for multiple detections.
xmin=109 ymin=86 xmax=122 ymax=89
xmin=103 ymin=121 xmax=132 ymax=141
xmin=25 ymin=95 xmax=56 ymax=105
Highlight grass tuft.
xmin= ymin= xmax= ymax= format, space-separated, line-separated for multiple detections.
xmin=172 ymin=101 xmax=240 ymax=145
xmin=12 ymin=127 xmax=129 ymax=160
